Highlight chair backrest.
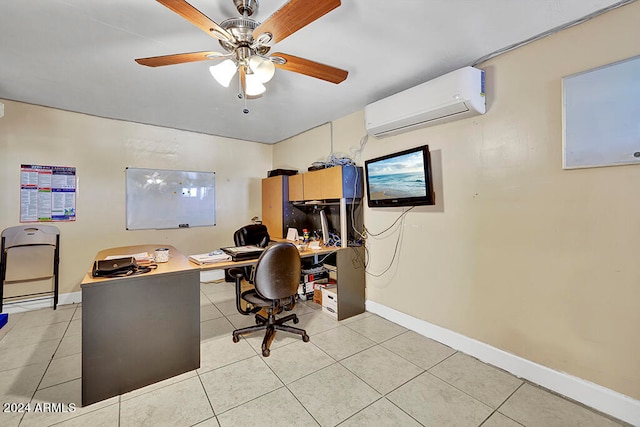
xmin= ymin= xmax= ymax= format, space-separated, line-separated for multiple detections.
xmin=253 ymin=242 xmax=301 ymax=301
xmin=1 ymin=225 xmax=60 ymax=282
xmin=2 ymin=225 xmax=59 ymax=247
xmin=234 ymin=224 xmax=270 ymax=248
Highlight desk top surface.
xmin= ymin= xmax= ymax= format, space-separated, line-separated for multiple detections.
xmin=81 ymin=243 xmax=344 ymax=285
xmin=195 ymin=243 xmax=340 ymax=270
xmin=81 ymin=244 xmax=193 ymax=285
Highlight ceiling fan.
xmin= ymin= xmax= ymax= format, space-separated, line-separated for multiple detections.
xmin=135 ymin=0 xmax=348 ymax=110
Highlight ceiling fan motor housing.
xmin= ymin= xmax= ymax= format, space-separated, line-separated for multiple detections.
xmin=233 ymin=0 xmax=258 ymax=17
xmin=219 ymin=17 xmax=270 ymax=55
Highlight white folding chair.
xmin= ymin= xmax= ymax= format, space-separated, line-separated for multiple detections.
xmin=1 ymin=225 xmax=60 ymax=311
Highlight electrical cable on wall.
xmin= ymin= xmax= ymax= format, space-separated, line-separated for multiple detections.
xmin=364 ymin=206 xmax=415 ymax=238
xmin=348 ymin=134 xmax=370 ymax=242
xmin=363 ymin=207 xmax=412 ymax=277
xmin=310 ymin=132 xmax=370 ymax=247
xmin=316 ymin=127 xmax=417 ymax=276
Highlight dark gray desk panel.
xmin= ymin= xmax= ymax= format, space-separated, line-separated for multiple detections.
xmin=335 ymin=246 xmax=365 ymax=321
xmin=82 ymin=269 xmax=200 ymax=406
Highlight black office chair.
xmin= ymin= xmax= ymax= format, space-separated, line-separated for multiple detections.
xmin=233 ymin=224 xmax=270 ymax=248
xmin=230 ymin=242 xmax=309 ymax=357
xmin=230 ymin=224 xmax=270 ymax=282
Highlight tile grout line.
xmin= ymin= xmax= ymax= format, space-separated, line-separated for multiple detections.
xmin=383 ymin=395 xmax=428 ymax=427
xmin=477 ymin=382 xmax=527 ymax=427
xmin=335 ymin=354 xmax=426 ymax=424
xmin=15 ymin=306 xmax=75 ymax=426
xmin=223 ymin=301 xmax=327 ymax=425
xmin=194 ymin=369 xmax=218 ymax=423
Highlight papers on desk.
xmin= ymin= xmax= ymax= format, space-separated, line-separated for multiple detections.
xmin=105 ymin=252 xmax=154 ymax=263
xmin=188 ymin=252 xmax=232 ymax=265
xmin=308 ymin=241 xmax=322 ymax=250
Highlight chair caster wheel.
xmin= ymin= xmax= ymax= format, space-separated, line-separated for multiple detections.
xmin=232 ymin=335 xmax=240 ymax=343
xmin=262 ymin=348 xmax=270 ymax=357
xmin=293 ymin=317 xmax=299 ymax=324
xmin=302 ymin=334 xmax=310 ymax=342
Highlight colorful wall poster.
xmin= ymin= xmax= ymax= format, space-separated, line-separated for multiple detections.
xmin=20 ymin=164 xmax=76 ymax=222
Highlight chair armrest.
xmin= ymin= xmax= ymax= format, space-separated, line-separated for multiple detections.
xmin=228 ymin=268 xmax=245 ymax=279
xmin=232 ymin=269 xmax=260 ymax=316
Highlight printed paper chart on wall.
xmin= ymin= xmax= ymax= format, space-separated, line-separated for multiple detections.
xmin=20 ymin=164 xmax=76 ymax=222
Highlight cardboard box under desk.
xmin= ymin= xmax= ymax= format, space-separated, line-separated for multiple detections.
xmin=312 ymin=279 xmax=336 ymax=305
xmin=313 ymin=289 xmax=322 ymax=305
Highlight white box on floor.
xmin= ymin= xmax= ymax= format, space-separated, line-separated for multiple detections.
xmin=322 ymin=305 xmax=337 ymax=319
xmin=321 ymin=285 xmax=338 ymax=319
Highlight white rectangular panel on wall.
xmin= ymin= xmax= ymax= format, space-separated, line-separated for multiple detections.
xmin=562 ymin=55 xmax=640 ymax=169
xmin=126 ymin=167 xmax=215 ymax=230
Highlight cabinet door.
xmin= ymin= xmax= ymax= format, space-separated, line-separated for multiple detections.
xmin=303 ymin=167 xmax=344 ymax=200
xmin=261 ymin=176 xmax=286 ymax=238
xmin=288 ymin=174 xmax=304 ymax=201
xmin=320 ymin=167 xmax=344 ymax=199
xmin=302 ymin=169 xmax=324 ymax=200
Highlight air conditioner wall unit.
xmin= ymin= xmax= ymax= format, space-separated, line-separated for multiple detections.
xmin=364 ymin=66 xmax=486 ymax=138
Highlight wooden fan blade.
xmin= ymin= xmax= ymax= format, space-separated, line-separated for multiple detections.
xmin=157 ymin=0 xmax=235 ymax=42
xmin=272 ymin=53 xmax=348 ymax=84
xmin=135 ymin=51 xmax=226 ymax=67
xmin=253 ymin=0 xmax=341 ymax=44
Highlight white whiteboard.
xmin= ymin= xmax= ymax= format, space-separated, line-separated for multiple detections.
xmin=562 ymin=55 xmax=640 ymax=169
xmin=126 ymin=168 xmax=216 ymax=230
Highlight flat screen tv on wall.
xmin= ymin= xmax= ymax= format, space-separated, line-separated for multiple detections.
xmin=364 ymin=145 xmax=435 ymax=207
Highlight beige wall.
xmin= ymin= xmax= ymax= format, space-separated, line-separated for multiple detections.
xmin=274 ymin=3 xmax=640 ymax=400
xmin=0 ymin=101 xmax=271 ymax=295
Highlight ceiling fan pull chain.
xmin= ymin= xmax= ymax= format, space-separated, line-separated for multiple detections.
xmin=237 ymin=73 xmax=250 ymax=114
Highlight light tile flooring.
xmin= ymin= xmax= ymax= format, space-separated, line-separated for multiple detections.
xmin=0 ymin=280 xmax=629 ymax=427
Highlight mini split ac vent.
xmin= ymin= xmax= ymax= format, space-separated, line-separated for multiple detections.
xmin=365 ymin=66 xmax=486 ymax=138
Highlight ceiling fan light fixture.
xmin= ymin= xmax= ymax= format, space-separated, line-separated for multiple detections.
xmin=248 ymin=55 xmax=275 ymax=83
xmin=245 ymin=73 xmax=266 ymax=96
xmin=210 ymin=59 xmax=238 ymax=87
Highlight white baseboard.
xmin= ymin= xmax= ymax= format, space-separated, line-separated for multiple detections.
xmin=3 ymin=291 xmax=82 ymax=314
xmin=366 ymin=300 xmax=640 ymax=426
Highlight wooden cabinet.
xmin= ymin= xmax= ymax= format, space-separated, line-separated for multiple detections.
xmin=303 ymin=165 xmax=363 ymax=201
xmin=303 ymin=168 xmax=336 ymax=200
xmin=262 ymin=175 xmax=307 ymax=239
xmin=262 ymin=175 xmax=288 ymax=239
xmin=288 ymin=174 xmax=304 ymax=202
xmin=262 ymin=165 xmax=363 ymax=246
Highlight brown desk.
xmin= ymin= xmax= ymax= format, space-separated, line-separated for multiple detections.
xmin=196 ymin=243 xmax=366 ymax=321
xmin=81 ymin=245 xmax=200 ymax=406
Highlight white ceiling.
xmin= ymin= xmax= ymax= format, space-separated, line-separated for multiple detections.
xmin=0 ymin=0 xmax=630 ymax=144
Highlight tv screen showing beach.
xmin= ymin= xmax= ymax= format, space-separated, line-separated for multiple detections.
xmin=367 ymin=151 xmax=427 ymax=201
